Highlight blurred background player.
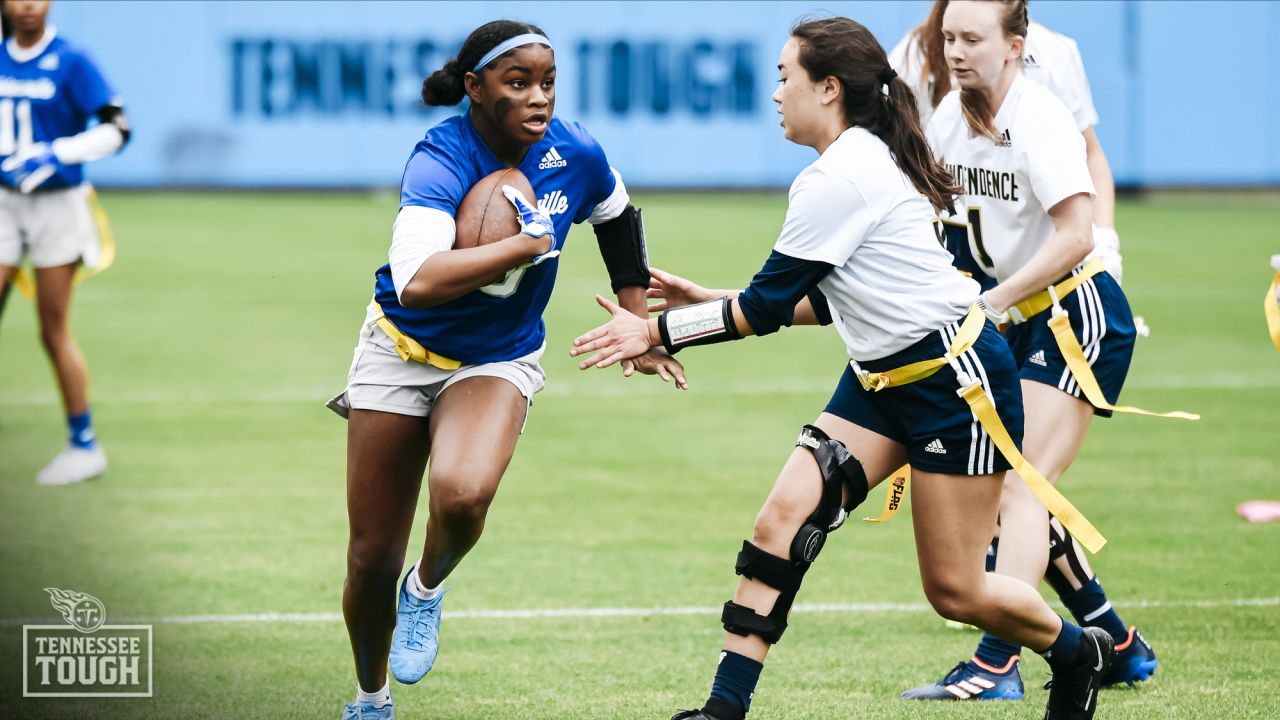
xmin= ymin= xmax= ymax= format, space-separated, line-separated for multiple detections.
xmin=572 ymin=17 xmax=1113 ymax=720
xmin=0 ymin=0 xmax=130 ymax=485
xmin=325 ymin=19 xmax=681 ymax=720
xmin=890 ymin=0 xmax=1124 ymax=286
xmin=901 ymin=0 xmax=1156 ymax=702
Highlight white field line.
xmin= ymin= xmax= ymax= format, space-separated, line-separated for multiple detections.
xmin=1 ymin=596 xmax=1275 ymax=628
xmin=2 ymin=371 xmax=1277 ymax=407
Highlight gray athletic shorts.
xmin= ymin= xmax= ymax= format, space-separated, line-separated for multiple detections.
xmin=326 ymin=309 xmax=546 ymax=421
xmin=0 ymin=185 xmax=102 ymax=268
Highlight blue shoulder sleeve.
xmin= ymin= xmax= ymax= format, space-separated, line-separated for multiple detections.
xmin=400 ymin=144 xmax=467 ymax=215
xmin=738 ymin=250 xmax=835 ymax=336
xmin=565 ymin=122 xmax=616 ymax=223
xmin=66 ymin=48 xmax=115 ymax=116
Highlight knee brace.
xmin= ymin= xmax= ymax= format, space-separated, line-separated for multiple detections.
xmin=721 ymin=425 xmax=870 ymax=644
xmin=1046 ymin=515 xmax=1095 ymax=596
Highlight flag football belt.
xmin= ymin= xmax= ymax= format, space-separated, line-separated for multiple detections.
xmin=1265 ymin=271 xmax=1280 ymax=353
xmin=850 ymin=305 xmax=1107 ymax=553
xmin=1014 ymin=259 xmax=1199 ymax=421
xmin=374 ymin=315 xmax=462 ymax=370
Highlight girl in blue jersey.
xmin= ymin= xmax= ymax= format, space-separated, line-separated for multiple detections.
xmin=572 ymin=17 xmax=1112 ymax=720
xmin=0 ymin=0 xmax=130 ymax=485
xmin=326 ymin=19 xmax=682 ymax=720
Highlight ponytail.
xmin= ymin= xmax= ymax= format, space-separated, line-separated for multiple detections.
xmin=422 ymin=58 xmax=465 ymax=106
xmin=882 ymin=75 xmax=961 ymax=214
xmin=791 ymin=17 xmax=960 ymax=215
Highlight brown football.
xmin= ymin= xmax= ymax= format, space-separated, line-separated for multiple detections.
xmin=453 ymin=168 xmax=537 ymax=249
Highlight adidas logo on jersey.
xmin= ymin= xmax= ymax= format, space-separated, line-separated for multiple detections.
xmin=1023 ymin=53 xmax=1039 ymax=69
xmin=995 ymin=128 xmax=1012 ymax=148
xmin=1028 ymin=349 xmax=1048 ymax=366
xmin=538 ymin=146 xmax=567 ymax=170
xmin=538 ymin=190 xmax=570 ymax=217
xmin=38 ymin=53 xmax=60 ymax=71
xmin=925 ymin=439 xmax=947 ymax=455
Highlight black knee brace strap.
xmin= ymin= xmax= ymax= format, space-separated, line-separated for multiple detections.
xmin=720 ymin=425 xmax=870 ymax=645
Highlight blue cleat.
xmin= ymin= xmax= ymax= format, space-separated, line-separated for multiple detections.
xmin=341 ymin=699 xmax=394 ymax=719
xmin=901 ymin=658 xmax=1025 ymax=700
xmin=388 ymin=570 xmax=445 ymax=684
xmin=1103 ymin=626 xmax=1157 ymax=687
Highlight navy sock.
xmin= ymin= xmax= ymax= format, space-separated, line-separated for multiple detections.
xmin=708 ymin=650 xmax=763 ymax=713
xmin=973 ymin=632 xmax=1021 ymax=671
xmin=67 ymin=411 xmax=97 ymax=450
xmin=1039 ymin=619 xmax=1084 ymax=671
xmin=1062 ymin=577 xmax=1127 ymax=642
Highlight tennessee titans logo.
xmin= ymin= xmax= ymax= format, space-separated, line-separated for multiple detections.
xmin=45 ymin=587 xmax=106 ymax=634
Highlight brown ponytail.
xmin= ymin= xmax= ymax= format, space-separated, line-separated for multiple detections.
xmin=791 ymin=17 xmax=961 ymax=214
xmin=913 ymin=0 xmax=951 ymax=109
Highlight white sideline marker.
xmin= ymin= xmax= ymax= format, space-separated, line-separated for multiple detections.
xmin=1 ymin=596 xmax=1275 ymax=627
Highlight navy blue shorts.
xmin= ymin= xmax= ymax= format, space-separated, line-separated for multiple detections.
xmin=1005 ymin=269 xmax=1135 ymax=418
xmin=824 ymin=318 xmax=1025 ymax=476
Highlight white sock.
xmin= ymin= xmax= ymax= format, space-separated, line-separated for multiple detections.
xmin=355 ymin=680 xmax=391 ymax=708
xmin=406 ymin=561 xmax=444 ymax=601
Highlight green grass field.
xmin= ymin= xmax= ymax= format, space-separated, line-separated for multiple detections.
xmin=1 ymin=190 xmax=1278 ymax=719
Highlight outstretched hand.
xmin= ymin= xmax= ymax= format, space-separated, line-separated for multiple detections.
xmin=646 ymin=266 xmax=734 ymax=313
xmin=571 ymin=295 xmax=660 ymax=372
xmin=620 ymin=348 xmax=688 ymax=390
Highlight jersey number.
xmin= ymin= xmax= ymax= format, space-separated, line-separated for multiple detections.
xmin=939 ymin=206 xmax=994 ymax=271
xmin=0 ymin=98 xmax=35 ymax=155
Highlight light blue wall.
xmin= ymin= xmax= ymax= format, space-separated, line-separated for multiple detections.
xmin=44 ymin=0 xmax=1280 ymax=187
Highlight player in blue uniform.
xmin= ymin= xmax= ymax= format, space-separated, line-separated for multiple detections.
xmin=0 ymin=0 xmax=130 ymax=485
xmin=573 ymin=17 xmax=1113 ymax=720
xmin=325 ymin=20 xmax=682 ymax=720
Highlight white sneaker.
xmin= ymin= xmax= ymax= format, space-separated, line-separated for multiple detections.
xmin=35 ymin=445 xmax=107 ymax=485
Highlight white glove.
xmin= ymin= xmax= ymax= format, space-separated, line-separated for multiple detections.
xmin=2 ymin=142 xmax=59 ymax=194
xmin=502 ymin=185 xmax=559 ymax=265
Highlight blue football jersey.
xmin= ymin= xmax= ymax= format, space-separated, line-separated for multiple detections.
xmin=0 ymin=32 xmax=117 ymax=189
xmin=375 ymin=115 xmax=618 ymax=364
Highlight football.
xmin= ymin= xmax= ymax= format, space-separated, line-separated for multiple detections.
xmin=454 ymin=167 xmax=538 ymax=249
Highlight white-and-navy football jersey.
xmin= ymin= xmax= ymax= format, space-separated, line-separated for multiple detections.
xmin=773 ymin=127 xmax=979 ymax=361
xmin=375 ymin=115 xmax=621 ymax=364
xmin=926 ymin=74 xmax=1094 ymax=283
xmin=0 ymin=28 xmax=117 ymax=190
xmin=890 ymin=21 xmax=1099 ymax=132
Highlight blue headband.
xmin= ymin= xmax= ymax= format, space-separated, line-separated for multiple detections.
xmin=473 ymin=33 xmax=553 ymax=72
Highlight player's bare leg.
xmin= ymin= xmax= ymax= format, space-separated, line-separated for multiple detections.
xmin=0 ymin=264 xmax=17 ymax=323
xmin=912 ymin=468 xmax=1063 ymax=648
xmin=993 ymin=380 xmax=1093 ymax=585
xmin=32 ymin=262 xmax=107 ymax=485
xmin=385 ymin=375 xmax=526 ymax=685
xmin=343 ymin=409 xmax=430 ymax=693
xmin=723 ymin=414 xmax=901 ymax=664
xmin=417 ymin=376 xmax=526 ymax=587
xmin=34 ymin=262 xmax=89 ymax=415
xmin=680 ymin=414 xmax=900 ymax=719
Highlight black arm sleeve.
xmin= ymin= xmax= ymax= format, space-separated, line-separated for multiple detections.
xmin=592 ymin=205 xmax=650 ymax=291
xmin=96 ymin=104 xmax=132 ymax=146
xmin=737 ymin=250 xmax=836 ymax=336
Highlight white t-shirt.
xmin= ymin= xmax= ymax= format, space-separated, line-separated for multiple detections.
xmin=926 ymin=74 xmax=1094 ymax=283
xmin=889 ymin=21 xmax=1099 ymax=132
xmin=773 ymin=127 xmax=979 ymax=361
